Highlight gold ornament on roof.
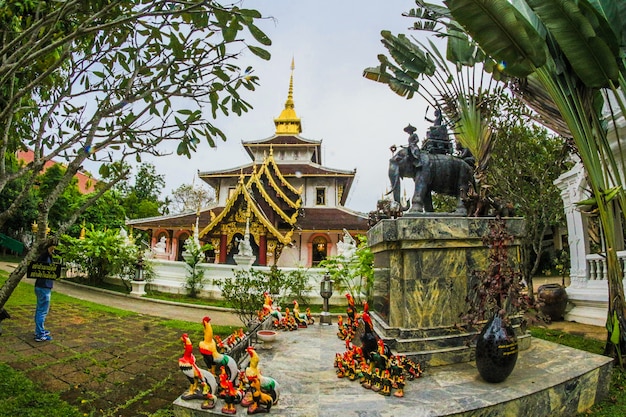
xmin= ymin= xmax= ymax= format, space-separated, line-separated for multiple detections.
xmin=274 ymin=59 xmax=302 ymax=135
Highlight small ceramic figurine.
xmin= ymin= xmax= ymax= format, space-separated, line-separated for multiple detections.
xmin=305 ymin=307 xmax=315 ymax=325
xmin=292 ymin=300 xmax=308 ymax=328
xmin=245 ymin=346 xmax=280 ymax=405
xmin=198 ymin=316 xmax=239 ymax=384
xmin=178 ymin=333 xmax=217 ymax=410
xmin=219 ymin=367 xmax=241 ymax=414
xmin=247 ymin=375 xmax=273 ymax=414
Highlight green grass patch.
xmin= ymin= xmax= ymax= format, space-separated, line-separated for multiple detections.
xmin=0 ymin=269 xmax=138 ymax=317
xmin=0 ymin=363 xmax=82 ymax=417
xmin=158 ymin=319 xmax=240 ymax=338
xmin=529 ymin=326 xmax=604 ymax=355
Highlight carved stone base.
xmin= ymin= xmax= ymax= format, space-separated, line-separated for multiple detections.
xmin=367 ymin=216 xmax=527 ymax=367
xmin=233 ymin=255 xmax=256 ymax=268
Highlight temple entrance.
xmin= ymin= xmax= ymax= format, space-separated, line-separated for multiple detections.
xmin=312 ymin=236 xmax=327 ymax=266
xmin=176 ymin=233 xmax=190 ymax=261
xmin=226 ymin=232 xmax=260 ymax=265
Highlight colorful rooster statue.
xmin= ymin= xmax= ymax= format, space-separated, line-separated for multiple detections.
xmin=199 ymin=316 xmax=239 ymax=384
xmin=244 ymin=346 xmax=280 ymax=406
xmin=247 ymin=375 xmax=274 ymax=414
xmin=219 ymin=366 xmax=242 ymax=414
xmin=292 ymin=300 xmax=308 ymax=328
xmin=178 ymin=333 xmax=217 ymax=410
xmin=261 ymin=291 xmax=282 ymax=322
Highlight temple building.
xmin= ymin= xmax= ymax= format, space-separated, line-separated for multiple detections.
xmin=127 ymin=65 xmax=369 ymax=267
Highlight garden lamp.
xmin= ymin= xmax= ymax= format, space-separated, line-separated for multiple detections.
xmin=319 ymin=273 xmax=334 ymax=325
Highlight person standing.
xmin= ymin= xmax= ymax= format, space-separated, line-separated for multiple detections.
xmin=34 ymin=241 xmax=56 ymax=342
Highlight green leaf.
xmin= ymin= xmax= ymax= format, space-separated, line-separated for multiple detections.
xmin=526 ymin=0 xmax=619 ymax=87
xmin=245 ymin=22 xmax=271 ymax=46
xmin=247 ymin=45 xmax=271 ymax=60
xmin=611 ymin=310 xmax=620 ymax=345
xmin=447 ymin=0 xmax=548 ymax=77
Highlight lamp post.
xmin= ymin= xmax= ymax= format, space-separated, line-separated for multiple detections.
xmin=130 ymin=254 xmax=147 ymax=297
xmin=134 ymin=256 xmax=144 ymax=282
xmin=319 ymin=273 xmax=334 ymax=325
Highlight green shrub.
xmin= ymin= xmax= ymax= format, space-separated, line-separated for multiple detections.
xmin=181 ymin=236 xmax=212 ymax=298
xmin=217 ymin=266 xmax=312 ymax=327
xmin=319 ymin=235 xmax=373 ymax=306
xmin=58 ymin=228 xmax=150 ymax=290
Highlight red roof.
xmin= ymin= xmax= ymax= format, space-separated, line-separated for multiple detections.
xmin=17 ymin=150 xmax=97 ymax=194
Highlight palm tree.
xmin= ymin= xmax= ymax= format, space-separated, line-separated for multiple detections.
xmin=445 ymin=0 xmax=626 ymax=363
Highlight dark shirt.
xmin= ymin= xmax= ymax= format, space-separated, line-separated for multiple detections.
xmin=34 ymin=250 xmax=54 ymax=289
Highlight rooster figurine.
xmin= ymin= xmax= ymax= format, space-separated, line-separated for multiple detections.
xmin=292 ymin=300 xmax=308 ymax=328
xmin=219 ymin=366 xmax=242 ymax=414
xmin=199 ymin=316 xmax=239 ymax=384
xmin=244 ymin=346 xmax=280 ymax=405
xmin=178 ymin=333 xmax=217 ymax=410
xmin=247 ymin=375 xmax=273 ymax=414
xmin=359 ymin=303 xmax=391 ymax=359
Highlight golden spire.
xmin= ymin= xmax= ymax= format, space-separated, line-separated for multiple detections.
xmin=274 ymin=58 xmax=302 ymax=135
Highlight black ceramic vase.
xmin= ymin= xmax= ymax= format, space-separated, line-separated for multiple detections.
xmin=475 ymin=313 xmax=518 ymax=383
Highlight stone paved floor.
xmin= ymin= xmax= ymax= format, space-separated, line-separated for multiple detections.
xmin=175 ymin=324 xmax=612 ymax=417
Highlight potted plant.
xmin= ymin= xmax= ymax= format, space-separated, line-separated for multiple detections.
xmin=462 ymin=217 xmax=542 ymax=383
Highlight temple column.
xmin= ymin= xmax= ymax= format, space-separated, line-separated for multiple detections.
xmin=258 ymin=234 xmax=267 ymax=266
xmin=219 ymin=234 xmax=227 ymax=264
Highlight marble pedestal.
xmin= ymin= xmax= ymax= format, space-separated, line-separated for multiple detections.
xmin=367 ymin=216 xmax=527 ymax=367
xmin=130 ymin=280 xmax=147 ymax=297
xmin=233 ymin=254 xmax=256 ymax=268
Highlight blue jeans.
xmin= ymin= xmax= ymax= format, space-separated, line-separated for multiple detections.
xmin=34 ymin=287 xmax=51 ymax=337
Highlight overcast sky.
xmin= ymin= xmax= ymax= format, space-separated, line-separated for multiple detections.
xmin=153 ymin=1 xmax=436 ymax=213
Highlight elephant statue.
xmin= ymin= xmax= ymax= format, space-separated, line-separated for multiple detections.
xmin=388 ymin=146 xmax=474 ymax=215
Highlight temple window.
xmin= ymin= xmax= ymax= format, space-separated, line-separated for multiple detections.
xmin=316 ymin=187 xmax=326 ymax=205
xmin=312 ymin=236 xmax=327 ymax=266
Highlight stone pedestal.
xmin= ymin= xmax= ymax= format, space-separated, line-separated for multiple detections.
xmin=233 ymin=254 xmax=256 ymax=268
xmin=130 ymin=280 xmax=147 ymax=297
xmin=367 ymin=216 xmax=528 ymax=367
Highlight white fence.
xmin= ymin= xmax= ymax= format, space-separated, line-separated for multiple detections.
xmin=585 ymin=250 xmax=626 ymax=281
xmin=146 ymin=260 xmax=348 ymax=306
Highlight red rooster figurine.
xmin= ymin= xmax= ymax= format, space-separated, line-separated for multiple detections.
xmin=178 ymin=333 xmax=217 ymax=410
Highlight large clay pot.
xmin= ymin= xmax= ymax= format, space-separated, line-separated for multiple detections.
xmin=475 ymin=313 xmax=518 ymax=383
xmin=537 ymin=283 xmax=568 ymax=321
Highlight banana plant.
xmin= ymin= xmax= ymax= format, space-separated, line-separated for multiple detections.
xmin=446 ymin=0 xmax=626 ymax=363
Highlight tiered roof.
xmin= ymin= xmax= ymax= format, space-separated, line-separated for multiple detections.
xmin=199 ymin=150 xmax=303 ymax=244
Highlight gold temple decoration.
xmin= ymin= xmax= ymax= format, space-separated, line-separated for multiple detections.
xmin=274 ymin=58 xmax=302 ymax=135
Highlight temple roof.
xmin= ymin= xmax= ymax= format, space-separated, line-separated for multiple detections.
xmin=199 ymin=157 xmax=356 ymax=206
xmin=127 ymin=206 xmax=368 ymax=235
xmin=197 ymin=152 xmax=303 ymax=244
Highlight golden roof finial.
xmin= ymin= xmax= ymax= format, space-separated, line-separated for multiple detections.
xmin=274 ymin=58 xmax=302 ymax=135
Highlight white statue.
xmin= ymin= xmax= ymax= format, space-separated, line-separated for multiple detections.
xmin=336 ymin=229 xmax=357 ymax=260
xmin=237 ymin=219 xmax=254 ymax=257
xmin=153 ymin=236 xmax=167 ymax=253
